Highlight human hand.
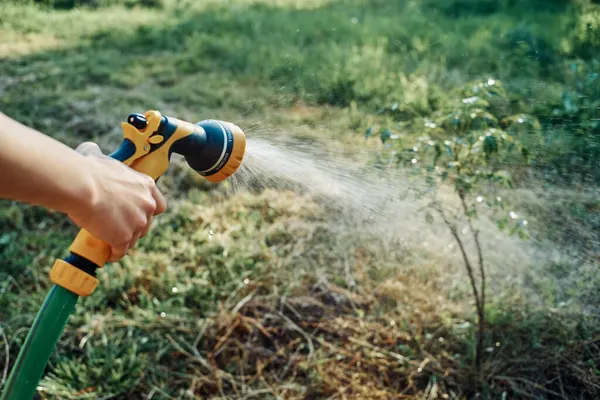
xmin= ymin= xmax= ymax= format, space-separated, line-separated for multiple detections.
xmin=68 ymin=142 xmax=167 ymax=262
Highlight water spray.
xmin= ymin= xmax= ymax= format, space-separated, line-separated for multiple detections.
xmin=0 ymin=110 xmax=247 ymax=400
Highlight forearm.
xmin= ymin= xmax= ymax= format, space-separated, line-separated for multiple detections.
xmin=0 ymin=112 xmax=95 ymax=215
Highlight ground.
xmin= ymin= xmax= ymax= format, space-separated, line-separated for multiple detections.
xmin=0 ymin=0 xmax=599 ymax=399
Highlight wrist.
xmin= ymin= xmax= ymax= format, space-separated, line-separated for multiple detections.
xmin=60 ymin=155 xmax=101 ymax=220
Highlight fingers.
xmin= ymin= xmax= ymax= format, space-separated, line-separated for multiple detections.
xmin=109 ymin=243 xmax=128 ymax=263
xmin=128 ymin=231 xmax=142 ymax=251
xmin=75 ymin=142 xmax=104 ymax=157
xmin=109 ymin=210 xmax=154 ymax=262
xmin=140 ymin=215 xmax=153 ymax=239
xmin=150 ymin=183 xmax=167 ymax=215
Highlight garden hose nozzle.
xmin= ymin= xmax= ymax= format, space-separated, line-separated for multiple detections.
xmin=59 ymin=110 xmax=247 ymax=287
xmin=122 ymin=110 xmax=247 ymax=183
xmin=0 ymin=110 xmax=246 ymax=400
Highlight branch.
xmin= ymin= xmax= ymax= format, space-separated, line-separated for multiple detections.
xmin=435 ymin=203 xmax=481 ymax=314
xmin=459 ymin=194 xmax=486 ymax=313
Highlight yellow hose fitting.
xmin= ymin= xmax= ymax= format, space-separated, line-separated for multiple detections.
xmin=49 ymin=259 xmax=99 ymax=297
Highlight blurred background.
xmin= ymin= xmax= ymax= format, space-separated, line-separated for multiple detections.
xmin=0 ymin=0 xmax=598 ymax=398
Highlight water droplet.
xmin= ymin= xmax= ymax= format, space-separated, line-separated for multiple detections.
xmin=172 ymin=287 xmax=178 ymax=293
xmin=488 ymin=78 xmax=496 ymax=86
xmin=411 ymin=158 xmax=417 ymax=164
xmin=477 ymin=196 xmax=483 ymax=203
xmin=510 ymin=212 xmax=518 ymax=219
xmin=160 ymin=312 xmax=166 ymax=318
xmin=243 ymin=278 xmax=250 ymax=285
xmin=351 ymin=17 xmax=358 ymax=24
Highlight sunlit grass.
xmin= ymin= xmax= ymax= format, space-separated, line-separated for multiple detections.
xmin=0 ymin=0 xmax=598 ymax=398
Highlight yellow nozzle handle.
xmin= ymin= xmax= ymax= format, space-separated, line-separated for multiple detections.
xmin=51 ymin=111 xmax=247 ymax=295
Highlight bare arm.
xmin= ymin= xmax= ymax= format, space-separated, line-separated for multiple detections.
xmin=0 ymin=112 xmax=167 ymax=261
xmin=0 ymin=112 xmax=98 ymax=213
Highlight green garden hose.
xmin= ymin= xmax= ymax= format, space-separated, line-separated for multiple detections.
xmin=0 ymin=110 xmax=246 ymax=399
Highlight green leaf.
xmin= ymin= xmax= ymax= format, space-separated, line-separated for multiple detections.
xmin=0 ymin=233 xmax=14 ymax=245
xmin=434 ymin=143 xmax=442 ymax=165
xmin=380 ymin=129 xmax=392 ymax=143
xmin=497 ymin=217 xmax=508 ymax=231
xmin=483 ymin=135 xmax=498 ymax=158
xmin=425 ymin=212 xmax=434 ymax=224
xmin=465 ymin=208 xmax=478 ymax=219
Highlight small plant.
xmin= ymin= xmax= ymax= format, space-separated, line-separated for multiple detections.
xmin=368 ymin=78 xmax=535 ymax=373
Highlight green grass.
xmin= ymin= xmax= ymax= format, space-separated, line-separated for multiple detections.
xmin=1 ymin=0 xmax=599 ymax=398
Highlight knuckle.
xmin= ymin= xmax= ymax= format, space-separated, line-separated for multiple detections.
xmin=75 ymin=142 xmax=98 ymax=155
xmin=144 ymin=197 xmax=157 ymax=211
xmin=135 ymin=213 xmax=149 ymax=230
xmin=115 ymin=227 xmax=134 ymax=245
xmin=142 ymin=175 xmax=156 ymax=188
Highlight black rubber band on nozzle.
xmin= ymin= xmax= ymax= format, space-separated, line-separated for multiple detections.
xmin=171 ymin=120 xmax=233 ymax=177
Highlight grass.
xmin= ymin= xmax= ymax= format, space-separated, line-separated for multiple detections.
xmin=0 ymin=0 xmax=599 ymax=398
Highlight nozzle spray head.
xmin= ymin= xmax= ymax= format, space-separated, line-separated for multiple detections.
xmin=111 ymin=110 xmax=246 ymax=183
xmin=172 ymin=119 xmax=247 ymax=183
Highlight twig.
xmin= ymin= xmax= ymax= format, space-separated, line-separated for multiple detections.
xmin=436 ymin=204 xmax=481 ymax=311
xmin=436 ymin=202 xmax=484 ymax=370
xmin=0 ymin=324 xmax=9 ymax=390
xmin=556 ymin=361 xmax=567 ymax=399
xmin=193 ymin=319 xmax=211 ymax=350
xmin=145 ymin=386 xmax=176 ymax=400
xmin=272 ymin=312 xmax=315 ymax=360
xmin=347 ymin=337 xmax=407 ymax=363
xmin=459 ymin=194 xmax=487 ymax=373
xmin=278 ymin=339 xmax=303 ymax=380
xmin=495 ymin=376 xmax=562 ymax=397
xmin=214 ymin=319 xmax=241 ymax=352
xmin=232 ymin=292 xmax=255 ymax=314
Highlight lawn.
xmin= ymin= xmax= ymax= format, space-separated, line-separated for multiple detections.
xmin=0 ymin=0 xmax=599 ymax=398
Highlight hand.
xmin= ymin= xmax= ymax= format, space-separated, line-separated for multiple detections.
xmin=68 ymin=142 xmax=167 ymax=262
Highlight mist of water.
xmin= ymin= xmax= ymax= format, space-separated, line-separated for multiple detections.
xmin=224 ymin=132 xmax=570 ymax=307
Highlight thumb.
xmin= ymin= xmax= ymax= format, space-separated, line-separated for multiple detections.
xmin=75 ymin=142 xmax=104 ymax=157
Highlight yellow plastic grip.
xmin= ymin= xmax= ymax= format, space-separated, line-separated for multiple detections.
xmin=69 ymin=229 xmax=111 ymax=268
xmin=66 ymin=111 xmax=195 ymax=269
xmin=49 ymin=259 xmax=99 ymax=297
